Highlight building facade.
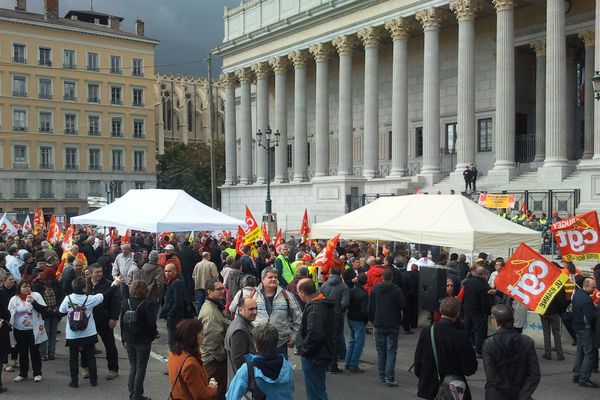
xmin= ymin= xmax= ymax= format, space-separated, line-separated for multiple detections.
xmin=216 ymin=0 xmax=600 ymax=232
xmin=0 ymin=0 xmax=158 ymax=220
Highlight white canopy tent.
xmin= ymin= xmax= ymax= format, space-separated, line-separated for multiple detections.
xmin=72 ymin=189 xmax=244 ymax=233
xmin=310 ymin=194 xmax=542 ymax=251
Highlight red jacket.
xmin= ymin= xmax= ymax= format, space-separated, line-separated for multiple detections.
xmin=365 ymin=265 xmax=385 ymax=294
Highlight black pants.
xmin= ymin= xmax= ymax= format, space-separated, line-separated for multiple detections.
xmin=0 ymin=350 xmax=7 ymax=386
xmin=69 ymin=342 xmax=97 ymax=385
xmin=125 ymin=342 xmax=151 ymax=400
xmin=96 ymin=321 xmax=119 ymax=372
xmin=464 ymin=179 xmax=471 ymax=191
xmin=13 ymin=329 xmax=42 ymax=378
xmin=407 ymin=296 xmax=419 ymax=329
xmin=205 ymin=359 xmax=227 ymax=400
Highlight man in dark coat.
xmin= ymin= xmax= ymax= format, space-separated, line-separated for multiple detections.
xmin=414 ymin=297 xmax=478 ymax=400
xmin=482 ymin=304 xmax=540 ymax=400
xmin=160 ymin=263 xmax=186 ymax=350
xmin=403 ymin=262 xmax=420 ymax=330
xmin=176 ymin=240 xmax=199 ymax=302
xmin=571 ymin=277 xmax=598 ymax=387
xmin=224 ymin=297 xmax=257 ymax=384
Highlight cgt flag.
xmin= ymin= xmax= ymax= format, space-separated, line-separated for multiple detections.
xmin=261 ymin=223 xmax=271 ymax=245
xmin=551 ymin=211 xmax=600 ymax=261
xmin=495 ymin=243 xmax=569 ymax=315
xmin=243 ymin=206 xmax=261 ymax=245
xmin=236 ymin=226 xmax=246 ymax=256
xmin=301 ymin=209 xmax=311 ymax=245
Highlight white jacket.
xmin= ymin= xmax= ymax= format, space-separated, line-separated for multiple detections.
xmin=8 ymin=292 xmax=48 ymax=344
xmin=59 ymin=293 xmax=104 ymax=340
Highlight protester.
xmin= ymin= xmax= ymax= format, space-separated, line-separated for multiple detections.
xmin=274 ymin=244 xmax=295 ymax=287
xmin=345 ymin=272 xmax=368 ymax=373
xmin=320 ymin=267 xmax=349 ymax=373
xmin=61 ymin=257 xmax=82 ymax=296
xmin=0 ymin=275 xmax=9 ymax=393
xmin=140 ymin=250 xmax=164 ymax=321
xmin=0 ymin=273 xmax=18 ymax=372
xmin=225 ymin=260 xmax=245 ymax=307
xmin=158 ymin=244 xmax=181 ymax=273
xmin=160 ymin=263 xmax=186 ymax=350
xmin=193 ymin=252 xmax=219 ymax=312
xmin=224 ymin=297 xmax=257 ymax=384
xmin=365 ymin=257 xmax=385 ymax=294
xmin=572 ymin=277 xmax=598 ymax=388
xmin=112 ymin=243 xmax=134 ymax=298
xmin=539 ymin=286 xmax=567 ymax=361
xmin=32 ymin=267 xmax=63 ymax=361
xmin=228 ymin=275 xmax=258 ymax=314
xmin=178 ymin=240 xmax=200 ymax=302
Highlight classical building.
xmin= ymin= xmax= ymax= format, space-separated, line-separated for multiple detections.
xmin=0 ymin=0 xmax=158 ymax=220
xmin=154 ymin=73 xmax=225 ymax=154
xmin=215 ymin=0 xmax=599 ymax=232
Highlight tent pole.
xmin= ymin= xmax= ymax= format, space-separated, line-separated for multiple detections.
xmin=376 ymin=240 xmax=379 ymax=257
xmin=155 ymin=235 xmax=159 ymax=251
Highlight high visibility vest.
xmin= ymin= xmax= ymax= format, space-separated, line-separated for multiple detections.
xmin=291 ymin=260 xmax=304 ymax=273
xmin=539 ymin=217 xmax=548 ymax=225
xmin=278 ymin=254 xmax=295 ymax=284
xmin=224 ymin=248 xmax=237 ymax=258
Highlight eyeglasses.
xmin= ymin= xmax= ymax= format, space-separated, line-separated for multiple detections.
xmin=446 ymin=284 xmax=454 ymax=288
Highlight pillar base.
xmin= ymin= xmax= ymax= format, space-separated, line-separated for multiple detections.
xmin=537 ymin=159 xmax=570 ymax=181
xmin=416 ymin=171 xmax=442 ymax=187
xmin=487 ymin=164 xmax=517 ymax=184
xmin=388 ymin=169 xmax=407 ymax=178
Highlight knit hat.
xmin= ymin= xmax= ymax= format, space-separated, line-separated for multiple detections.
xmin=149 ymin=250 xmax=160 ymax=262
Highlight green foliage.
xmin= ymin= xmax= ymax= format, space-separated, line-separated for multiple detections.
xmin=156 ymin=140 xmax=225 ymax=208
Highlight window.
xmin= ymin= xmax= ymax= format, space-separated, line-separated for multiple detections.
xmin=132 ymin=88 xmax=144 ymax=107
xmin=415 ymin=127 xmax=423 ymax=157
xmin=134 ymin=151 xmax=144 ymax=171
xmin=478 ymin=118 xmax=493 ymax=152
xmin=65 ymin=180 xmax=78 ymax=199
xmin=39 ymin=78 xmax=52 ymax=99
xmin=445 ymin=123 xmax=457 ymax=154
xmin=112 ymin=150 xmax=123 ymax=171
xmin=40 ymin=146 xmax=52 ymax=169
xmin=65 ymin=148 xmax=77 ymax=169
xmin=110 ymin=55 xmax=122 ymax=74
xmin=63 ymin=49 xmax=76 ymax=69
xmin=111 ymin=86 xmax=122 ymax=105
xmin=87 ymin=52 xmax=99 ymax=71
xmin=89 ymin=180 xmax=101 ymax=196
xmin=14 ymin=145 xmax=27 ymax=162
xmin=14 ymin=179 xmax=28 ymax=198
xmin=13 ymin=110 xmax=27 ymax=131
xmin=13 ymin=44 xmax=26 ymax=63
xmin=13 ymin=76 xmax=27 ymax=96
xmin=287 ymin=144 xmax=292 ymax=168
xmin=132 ymin=58 xmax=144 ymax=77
xmin=40 ymin=179 xmax=53 ymax=198
xmin=133 ymin=119 xmax=144 ymax=138
xmin=87 ymin=84 xmax=99 ymax=103
xmin=111 ymin=117 xmax=123 ymax=137
xmin=39 ymin=47 xmax=52 ymax=66
xmin=89 ymin=149 xmax=101 ymax=170
xmin=39 ymin=111 xmax=52 ymax=133
xmin=134 ymin=182 xmax=144 ymax=189
xmin=63 ymin=81 xmax=76 ymax=101
xmin=88 ymin=115 xmax=100 ymax=136
xmin=64 ymin=114 xmax=77 ymax=134
xmin=113 ymin=181 xmax=123 ymax=198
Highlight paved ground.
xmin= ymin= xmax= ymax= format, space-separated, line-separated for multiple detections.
xmin=2 ymin=319 xmax=598 ymax=399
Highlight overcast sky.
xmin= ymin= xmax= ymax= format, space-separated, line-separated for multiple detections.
xmin=0 ymin=0 xmax=241 ymax=75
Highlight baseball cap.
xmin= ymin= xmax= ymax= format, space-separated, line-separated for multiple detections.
xmin=164 ymin=244 xmax=174 ymax=251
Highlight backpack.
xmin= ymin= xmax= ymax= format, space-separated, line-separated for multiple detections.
xmin=123 ymin=299 xmax=144 ymax=332
xmin=67 ymin=295 xmax=90 ymax=331
xmin=246 ymin=360 xmax=266 ymax=400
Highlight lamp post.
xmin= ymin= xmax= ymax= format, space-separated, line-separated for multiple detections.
xmin=256 ymin=126 xmax=280 ymax=214
xmin=593 ymin=71 xmax=600 ymax=100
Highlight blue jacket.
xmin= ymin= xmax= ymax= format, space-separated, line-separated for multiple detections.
xmin=572 ymin=288 xmax=596 ymax=331
xmin=226 ymin=353 xmax=294 ymax=400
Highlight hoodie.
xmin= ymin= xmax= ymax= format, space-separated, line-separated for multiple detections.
xmin=365 ymin=264 xmax=385 ymax=294
xmin=226 ymin=353 xmax=294 ymax=400
xmin=368 ymin=281 xmax=406 ymax=328
xmin=320 ymin=274 xmax=349 ymax=315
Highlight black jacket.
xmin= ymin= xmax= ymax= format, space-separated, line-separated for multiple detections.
xmin=88 ymin=277 xmax=121 ymax=323
xmin=369 ymin=281 xmax=406 ymax=328
xmin=32 ymin=280 xmax=64 ymax=317
xmin=461 ymin=276 xmax=492 ymax=316
xmin=296 ymin=295 xmax=335 ymax=367
xmin=414 ymin=318 xmax=478 ymax=400
xmin=177 ymin=246 xmax=199 ymax=299
xmin=343 ymin=267 xmax=358 ymax=289
xmin=120 ymin=297 xmax=158 ymax=345
xmin=572 ymin=288 xmax=596 ymax=331
xmin=347 ymin=285 xmax=369 ymax=323
xmin=160 ymin=277 xmax=185 ymax=320
xmin=482 ymin=329 xmax=540 ymax=400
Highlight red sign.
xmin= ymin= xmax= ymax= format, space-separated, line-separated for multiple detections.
xmin=495 ymin=243 xmax=569 ymax=315
xmin=551 ymin=211 xmax=600 ymax=261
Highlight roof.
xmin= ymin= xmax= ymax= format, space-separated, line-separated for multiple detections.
xmin=0 ymin=8 xmax=158 ymax=44
xmin=65 ymin=10 xmax=124 ymax=22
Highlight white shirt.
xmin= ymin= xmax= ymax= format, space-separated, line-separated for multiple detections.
xmin=112 ymin=252 xmax=134 ymax=283
xmin=6 ymin=254 xmax=22 ymax=281
xmin=59 ymin=293 xmax=104 ymax=340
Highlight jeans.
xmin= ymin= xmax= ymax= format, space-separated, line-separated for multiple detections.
xmin=40 ymin=316 xmax=59 ymax=358
xmin=124 ymin=342 xmax=151 ymax=400
xmin=540 ymin=314 xmax=563 ymax=357
xmin=573 ymin=328 xmax=595 ymax=381
xmin=166 ymin=318 xmax=182 ymax=351
xmin=69 ymin=342 xmax=97 ymax=384
xmin=120 ymin=283 xmax=130 ymax=299
xmin=301 ymin=357 xmax=328 ymax=400
xmin=463 ymin=313 xmax=486 ymax=354
xmin=97 ymin=321 xmax=119 ymax=372
xmin=345 ymin=319 xmax=366 ymax=370
xmin=196 ymin=289 xmax=207 ymax=313
xmin=374 ymin=327 xmax=399 ymax=382
xmin=13 ymin=329 xmax=42 ymax=378
xmin=276 ymin=344 xmax=289 ymax=360
xmin=330 ymin=314 xmax=346 ymax=368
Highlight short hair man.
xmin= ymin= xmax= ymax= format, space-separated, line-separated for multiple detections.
xmin=224 ymin=297 xmax=258 ymax=384
xmin=192 ymin=251 xmax=219 ymax=312
xmin=571 ymin=277 xmax=598 ymax=387
xmin=159 ymin=263 xmax=186 ymax=350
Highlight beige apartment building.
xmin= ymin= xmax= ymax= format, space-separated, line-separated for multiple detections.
xmin=0 ymin=0 xmax=158 ymax=220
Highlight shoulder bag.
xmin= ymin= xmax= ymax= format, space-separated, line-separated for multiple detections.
xmin=430 ymin=324 xmax=468 ymax=400
xmin=167 ymin=354 xmax=192 ymax=400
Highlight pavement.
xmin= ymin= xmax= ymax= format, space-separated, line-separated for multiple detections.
xmin=2 ymin=319 xmax=599 ymax=399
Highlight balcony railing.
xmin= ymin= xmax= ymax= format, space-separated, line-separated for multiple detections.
xmin=133 ymin=101 xmax=144 ymax=107
xmin=88 ymin=130 xmax=100 ymax=136
xmin=65 ymin=192 xmax=79 ymax=199
xmin=64 ymin=128 xmax=78 ymax=135
xmin=87 ymin=65 xmax=99 ymax=72
xmin=111 ymin=99 xmax=123 ymax=105
xmin=39 ymin=127 xmax=53 ymax=133
xmin=39 ymin=163 xmax=53 ymax=169
xmin=110 ymin=68 xmax=123 ymax=74
xmin=132 ymin=71 xmax=144 ymax=77
xmin=87 ymin=97 xmax=99 ymax=103
xmin=39 ymin=93 xmax=53 ymax=100
xmin=13 ymin=126 xmax=27 ymax=132
xmin=63 ymin=63 xmax=76 ymax=69
xmin=12 ymin=162 xmax=28 ymax=169
xmin=89 ymin=165 xmax=102 ymax=171
xmin=14 ymin=192 xmax=29 ymax=199
xmin=112 ymin=166 xmax=124 ymax=171
xmin=133 ymin=133 xmax=145 ymax=139
xmin=134 ymin=166 xmax=146 ymax=172
xmin=38 ymin=59 xmax=52 ymax=66
xmin=40 ymin=192 xmax=54 ymax=199
xmin=65 ymin=164 xmax=79 ymax=170
xmin=12 ymin=57 xmax=26 ymax=64
xmin=12 ymin=91 xmax=27 ymax=97
xmin=111 ymin=131 xmax=123 ymax=138
xmin=63 ymin=94 xmax=76 ymax=101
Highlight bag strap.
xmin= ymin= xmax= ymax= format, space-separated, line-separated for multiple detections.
xmin=430 ymin=324 xmax=443 ymax=383
xmin=168 ymin=354 xmax=192 ymax=399
xmin=246 ymin=360 xmax=265 ymax=399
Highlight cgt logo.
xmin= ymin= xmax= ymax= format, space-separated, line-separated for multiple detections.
xmin=555 ymin=227 xmax=598 ymax=253
xmin=507 ymin=260 xmax=548 ymax=305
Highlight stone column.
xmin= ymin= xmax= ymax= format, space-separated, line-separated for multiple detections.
xmin=531 ymin=41 xmax=546 ymax=162
xmin=450 ymin=0 xmax=481 ymax=171
xmin=416 ymin=7 xmax=444 ymax=179
xmin=221 ymin=73 xmax=237 ymax=185
xmin=385 ymin=18 xmax=410 ymax=178
xmin=579 ymin=30 xmax=595 ymax=159
xmin=235 ymin=68 xmax=253 ymax=185
xmin=333 ymin=35 xmax=357 ymax=176
xmin=358 ymin=27 xmax=383 ymax=178
xmin=180 ymin=98 xmax=189 ymax=145
xmin=251 ymin=62 xmax=270 ymax=183
xmin=310 ymin=43 xmax=333 ymax=177
xmin=566 ymin=48 xmax=578 ymax=160
xmin=270 ymin=56 xmax=289 ymax=183
xmin=156 ymin=100 xmax=165 ymax=156
xmin=289 ymin=50 xmax=310 ymax=182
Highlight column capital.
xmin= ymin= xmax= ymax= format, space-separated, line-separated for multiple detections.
xmin=449 ymin=0 xmax=483 ymax=21
xmin=332 ymin=35 xmax=358 ymax=55
xmin=251 ymin=62 xmax=271 ymax=79
xmin=235 ymin=67 xmax=254 ymax=83
xmin=492 ymin=0 xmax=516 ymax=12
xmin=416 ymin=7 xmax=444 ymax=31
xmin=384 ymin=17 xmax=411 ymax=40
xmin=530 ymin=40 xmax=546 ymax=57
xmin=579 ymin=29 xmax=595 ymax=48
xmin=288 ymin=49 xmax=310 ymax=68
xmin=309 ymin=42 xmax=334 ymax=62
xmin=218 ymin=73 xmax=237 ymax=88
xmin=357 ymin=27 xmax=384 ymax=48
xmin=269 ymin=56 xmax=289 ymax=73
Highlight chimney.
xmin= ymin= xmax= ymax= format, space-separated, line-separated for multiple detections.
xmin=108 ymin=16 xmax=121 ymax=30
xmin=135 ymin=19 xmax=144 ymax=36
xmin=15 ymin=0 xmax=26 ymax=12
xmin=70 ymin=15 xmax=77 ymax=20
xmin=44 ymin=0 xmax=58 ymax=19
xmin=93 ymin=18 xmax=100 ymax=24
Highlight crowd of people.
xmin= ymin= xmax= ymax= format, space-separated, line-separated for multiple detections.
xmin=0 ymin=227 xmax=598 ymax=400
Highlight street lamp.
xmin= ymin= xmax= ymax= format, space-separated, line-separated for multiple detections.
xmin=593 ymin=71 xmax=600 ymax=101
xmin=256 ymin=126 xmax=280 ymax=214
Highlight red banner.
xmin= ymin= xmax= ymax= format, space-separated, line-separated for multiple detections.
xmin=495 ymin=243 xmax=569 ymax=315
xmin=235 ymin=226 xmax=245 ymax=256
xmin=261 ymin=223 xmax=270 ymax=245
xmin=551 ymin=211 xmax=600 ymax=261
xmin=243 ymin=206 xmax=261 ymax=245
xmin=301 ymin=209 xmax=310 ymax=244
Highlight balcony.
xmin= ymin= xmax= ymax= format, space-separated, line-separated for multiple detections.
xmin=65 ymin=192 xmax=79 ymax=199
xmin=63 ymin=63 xmax=76 ymax=69
xmin=87 ymin=65 xmax=99 ymax=72
xmin=134 ymin=166 xmax=146 ymax=172
xmin=63 ymin=94 xmax=76 ymax=101
xmin=14 ymin=192 xmax=29 ymax=199
xmin=112 ymin=166 xmax=124 ymax=171
xmin=110 ymin=68 xmax=123 ymax=74
xmin=65 ymin=164 xmax=79 ymax=170
xmin=87 ymin=97 xmax=99 ymax=103
xmin=12 ymin=91 xmax=27 ymax=97
xmin=12 ymin=57 xmax=26 ymax=64
xmin=40 ymin=192 xmax=54 ymax=199
xmin=88 ymin=130 xmax=100 ymax=136
xmin=133 ymin=133 xmax=145 ymax=139
xmin=12 ymin=126 xmax=27 ymax=132
xmin=132 ymin=71 xmax=144 ymax=77
xmin=111 ymin=131 xmax=123 ymax=138
xmin=39 ymin=127 xmax=53 ymax=133
xmin=64 ymin=128 xmax=78 ymax=135
xmin=133 ymin=101 xmax=144 ymax=108
xmin=111 ymin=99 xmax=123 ymax=106
xmin=39 ymin=163 xmax=53 ymax=169
xmin=39 ymin=93 xmax=53 ymax=100
xmin=38 ymin=59 xmax=52 ymax=67
xmin=12 ymin=162 xmax=28 ymax=169
xmin=89 ymin=165 xmax=102 ymax=171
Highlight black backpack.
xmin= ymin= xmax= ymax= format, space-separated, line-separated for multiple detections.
xmin=246 ymin=360 xmax=266 ymax=400
xmin=123 ymin=299 xmax=144 ymax=333
xmin=67 ymin=295 xmax=89 ymax=331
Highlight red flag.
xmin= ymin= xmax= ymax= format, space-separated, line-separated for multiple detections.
xmin=11 ymin=219 xmax=21 ymax=230
xmin=61 ymin=225 xmax=74 ymax=251
xmin=495 ymin=243 xmax=569 ymax=314
xmin=274 ymin=228 xmax=282 ymax=246
xmin=520 ymin=200 xmax=527 ymax=214
xmin=313 ymin=234 xmax=340 ymax=268
xmin=551 ymin=211 xmax=600 ymax=262
xmin=243 ymin=206 xmax=261 ymax=245
xmin=33 ymin=208 xmax=45 ymax=235
xmin=0 ymin=214 xmax=17 ymax=234
xmin=415 ymin=187 xmax=420 ymax=194
xmin=22 ymin=215 xmax=32 ymax=232
xmin=236 ymin=226 xmax=246 ymax=256
xmin=261 ymin=223 xmax=271 ymax=245
xmin=121 ymin=229 xmax=131 ymax=244
xmin=46 ymin=216 xmax=61 ymax=244
xmin=300 ymin=209 xmax=310 ymax=244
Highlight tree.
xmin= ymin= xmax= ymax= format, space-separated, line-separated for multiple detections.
xmin=156 ymin=140 xmax=225 ymax=208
